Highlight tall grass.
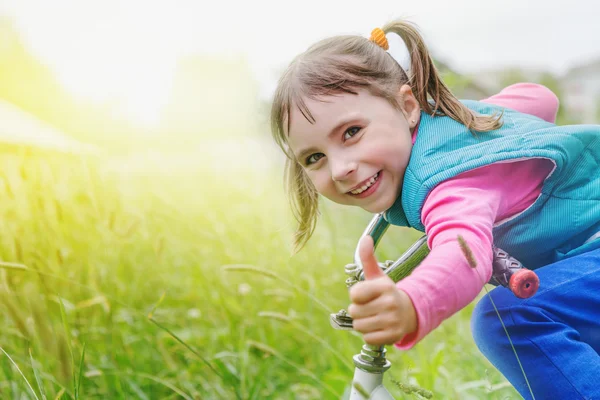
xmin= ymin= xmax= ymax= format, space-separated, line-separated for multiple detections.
xmin=0 ymin=143 xmax=519 ymax=399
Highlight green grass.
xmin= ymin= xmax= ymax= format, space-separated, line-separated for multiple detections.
xmin=0 ymin=144 xmax=520 ymax=399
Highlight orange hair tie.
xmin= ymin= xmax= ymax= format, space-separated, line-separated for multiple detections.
xmin=369 ymin=28 xmax=389 ymax=50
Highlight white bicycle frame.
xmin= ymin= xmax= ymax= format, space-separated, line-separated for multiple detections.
xmin=330 ymin=213 xmax=429 ymax=399
xmin=330 ymin=212 xmax=535 ymax=399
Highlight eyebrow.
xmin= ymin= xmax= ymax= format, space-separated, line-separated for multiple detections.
xmin=294 ymin=115 xmax=359 ymax=162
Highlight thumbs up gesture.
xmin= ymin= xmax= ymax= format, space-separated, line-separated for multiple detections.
xmin=348 ymin=236 xmax=418 ymax=346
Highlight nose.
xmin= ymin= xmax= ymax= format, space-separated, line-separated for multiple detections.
xmin=330 ymin=156 xmax=357 ymax=182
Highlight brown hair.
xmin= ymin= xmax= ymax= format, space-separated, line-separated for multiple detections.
xmin=270 ymin=19 xmax=502 ymax=251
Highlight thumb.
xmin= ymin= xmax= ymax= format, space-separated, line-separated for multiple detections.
xmin=359 ymin=235 xmax=385 ymax=280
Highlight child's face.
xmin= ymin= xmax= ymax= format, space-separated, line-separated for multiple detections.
xmin=287 ymin=87 xmax=418 ymax=213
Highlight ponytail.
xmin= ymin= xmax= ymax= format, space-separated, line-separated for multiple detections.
xmin=382 ymin=20 xmax=502 ymax=132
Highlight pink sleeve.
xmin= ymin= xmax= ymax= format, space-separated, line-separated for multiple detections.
xmin=394 ymin=84 xmax=557 ymax=349
xmin=395 ymin=175 xmax=498 ymax=348
xmin=481 ymin=82 xmax=559 ymax=123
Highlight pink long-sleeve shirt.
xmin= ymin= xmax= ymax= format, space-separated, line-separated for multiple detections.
xmin=395 ymin=83 xmax=558 ymax=349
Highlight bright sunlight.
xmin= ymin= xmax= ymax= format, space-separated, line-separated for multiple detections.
xmin=5 ymin=0 xmax=196 ymax=128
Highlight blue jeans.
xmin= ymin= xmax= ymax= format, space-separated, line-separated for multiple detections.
xmin=471 ymin=248 xmax=600 ymax=399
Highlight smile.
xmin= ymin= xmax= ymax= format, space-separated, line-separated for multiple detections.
xmin=349 ymin=172 xmax=380 ymax=195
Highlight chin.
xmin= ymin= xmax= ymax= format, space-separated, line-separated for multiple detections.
xmin=363 ymin=197 xmax=395 ymax=214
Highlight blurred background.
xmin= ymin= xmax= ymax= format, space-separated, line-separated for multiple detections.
xmin=0 ymin=1 xmax=597 ymax=399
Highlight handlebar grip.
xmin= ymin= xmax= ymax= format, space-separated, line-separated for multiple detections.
xmin=490 ymin=247 xmax=539 ymax=298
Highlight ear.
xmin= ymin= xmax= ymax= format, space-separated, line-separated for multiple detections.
xmin=397 ymin=84 xmax=421 ymax=130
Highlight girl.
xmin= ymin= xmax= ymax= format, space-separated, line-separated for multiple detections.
xmin=270 ymin=19 xmax=600 ymax=399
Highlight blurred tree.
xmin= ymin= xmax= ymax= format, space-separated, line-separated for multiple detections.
xmin=0 ymin=18 xmax=72 ymax=125
xmin=538 ymin=72 xmax=571 ymax=125
xmin=437 ymin=59 xmax=491 ymax=100
xmin=0 ymin=17 xmax=144 ymax=150
xmin=1 ymin=17 xmax=266 ymax=151
xmin=497 ymin=68 xmax=529 ymax=90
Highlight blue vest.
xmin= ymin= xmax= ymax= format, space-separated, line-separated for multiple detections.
xmin=384 ymin=101 xmax=600 ymax=270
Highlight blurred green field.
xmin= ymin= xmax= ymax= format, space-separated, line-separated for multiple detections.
xmin=0 ymin=142 xmax=521 ymax=399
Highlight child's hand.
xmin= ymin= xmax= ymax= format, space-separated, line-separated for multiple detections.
xmin=348 ymin=236 xmax=418 ymax=346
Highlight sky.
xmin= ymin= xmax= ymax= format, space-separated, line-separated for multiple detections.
xmin=1 ymin=0 xmax=598 ymax=124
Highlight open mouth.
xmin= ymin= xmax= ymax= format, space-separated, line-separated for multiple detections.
xmin=348 ymin=172 xmax=380 ymax=196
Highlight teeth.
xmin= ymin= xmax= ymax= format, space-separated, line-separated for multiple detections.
xmin=351 ymin=173 xmax=379 ymax=195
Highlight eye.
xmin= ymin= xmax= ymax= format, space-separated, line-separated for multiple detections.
xmin=343 ymin=126 xmax=361 ymax=140
xmin=305 ymin=153 xmax=325 ymax=166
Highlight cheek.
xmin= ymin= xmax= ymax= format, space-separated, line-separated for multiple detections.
xmin=393 ymin=149 xmax=411 ymax=173
xmin=306 ymin=170 xmax=330 ymax=194
xmin=308 ymin=168 xmax=333 ymax=197
xmin=378 ymin=135 xmax=411 ymax=173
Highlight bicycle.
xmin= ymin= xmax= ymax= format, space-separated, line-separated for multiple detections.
xmin=330 ymin=213 xmax=540 ymax=399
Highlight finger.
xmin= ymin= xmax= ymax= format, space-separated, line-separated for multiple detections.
xmin=348 ymin=295 xmax=398 ymax=319
xmin=349 ymin=279 xmax=394 ymax=304
xmin=359 ymin=235 xmax=385 ymax=280
xmin=351 ymin=315 xmax=386 ymax=334
xmin=362 ymin=330 xmax=403 ymax=346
